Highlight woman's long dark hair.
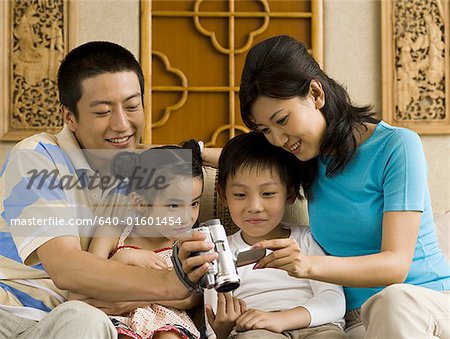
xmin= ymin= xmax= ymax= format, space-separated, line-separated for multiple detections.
xmin=240 ymin=35 xmax=378 ymax=197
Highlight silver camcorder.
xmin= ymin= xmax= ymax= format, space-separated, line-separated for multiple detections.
xmin=195 ymin=219 xmax=240 ymax=292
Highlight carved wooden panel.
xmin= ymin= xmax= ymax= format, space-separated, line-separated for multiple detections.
xmin=140 ymin=0 xmax=323 ymax=145
xmin=0 ymin=0 xmax=77 ymax=141
xmin=382 ymin=0 xmax=450 ymax=134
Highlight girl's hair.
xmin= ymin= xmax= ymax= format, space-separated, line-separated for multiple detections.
xmin=239 ymin=35 xmax=378 ymax=182
xmin=218 ymin=132 xmax=315 ymax=200
xmin=111 ymin=140 xmax=203 ymax=202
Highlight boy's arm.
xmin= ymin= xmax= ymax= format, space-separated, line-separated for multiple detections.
xmin=299 ymin=230 xmax=346 ymax=327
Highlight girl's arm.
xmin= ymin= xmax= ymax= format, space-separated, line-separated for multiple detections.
xmin=255 ymin=211 xmax=420 ymax=287
xmin=88 ymin=225 xmax=120 ymax=258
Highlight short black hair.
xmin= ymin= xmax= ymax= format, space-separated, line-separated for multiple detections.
xmin=218 ymin=132 xmax=315 ymax=200
xmin=58 ymin=41 xmax=144 ymax=119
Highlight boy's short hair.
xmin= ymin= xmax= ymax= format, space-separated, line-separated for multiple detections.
xmin=218 ymin=132 xmax=305 ymax=200
xmin=57 ymin=41 xmax=144 ymax=119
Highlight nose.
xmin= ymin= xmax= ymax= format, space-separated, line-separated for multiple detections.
xmin=246 ymin=195 xmax=263 ymax=213
xmin=269 ymin=129 xmax=288 ymax=147
xmin=110 ymin=107 xmax=130 ymax=132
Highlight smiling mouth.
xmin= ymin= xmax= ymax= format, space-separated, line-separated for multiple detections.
xmin=245 ymin=219 xmax=266 ymax=224
xmin=106 ymin=135 xmax=133 ymax=144
xmin=287 ymin=140 xmax=302 ymax=153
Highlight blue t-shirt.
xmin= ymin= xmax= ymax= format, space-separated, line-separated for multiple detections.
xmin=309 ymin=121 xmax=450 ymax=311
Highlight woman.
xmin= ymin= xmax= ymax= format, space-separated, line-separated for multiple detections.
xmin=238 ymin=35 xmax=450 ymax=338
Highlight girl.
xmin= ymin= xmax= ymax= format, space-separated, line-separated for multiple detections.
xmin=237 ymin=35 xmax=450 ymax=338
xmin=89 ymin=141 xmax=203 ymax=339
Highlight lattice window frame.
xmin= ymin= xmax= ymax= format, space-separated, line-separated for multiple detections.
xmin=140 ymin=0 xmax=323 ymax=144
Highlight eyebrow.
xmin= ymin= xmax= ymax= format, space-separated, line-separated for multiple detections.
xmin=230 ymin=181 xmax=280 ymax=188
xmin=89 ymin=92 xmax=141 ymax=107
xmin=255 ymin=108 xmax=284 ymax=128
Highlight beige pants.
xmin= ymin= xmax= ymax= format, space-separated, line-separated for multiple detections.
xmin=229 ymin=324 xmax=348 ymax=339
xmin=345 ymin=284 xmax=450 ymax=339
xmin=0 ymin=300 xmax=117 ymax=339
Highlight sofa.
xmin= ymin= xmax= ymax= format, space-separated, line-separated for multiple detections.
xmin=198 ymin=167 xmax=450 ymax=262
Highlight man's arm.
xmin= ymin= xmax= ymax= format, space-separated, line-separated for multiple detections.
xmin=37 ymin=231 xmax=218 ymax=302
xmin=37 ymin=236 xmax=184 ymax=301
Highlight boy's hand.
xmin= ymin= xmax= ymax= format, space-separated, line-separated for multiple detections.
xmin=206 ymin=293 xmax=246 ymax=339
xmin=235 ymin=309 xmax=285 ymax=333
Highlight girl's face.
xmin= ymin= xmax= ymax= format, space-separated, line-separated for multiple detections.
xmin=136 ymin=176 xmax=203 ymax=238
xmin=250 ymin=94 xmax=326 ymax=161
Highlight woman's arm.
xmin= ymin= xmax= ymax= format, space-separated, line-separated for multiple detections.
xmin=255 ymin=211 xmax=420 ymax=287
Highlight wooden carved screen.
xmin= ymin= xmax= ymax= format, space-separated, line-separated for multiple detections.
xmin=0 ymin=0 xmax=76 ymax=141
xmin=382 ymin=0 xmax=450 ymax=134
xmin=140 ymin=0 xmax=323 ymax=146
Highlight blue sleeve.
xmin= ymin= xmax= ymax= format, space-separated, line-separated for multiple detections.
xmin=382 ymin=129 xmax=427 ymax=212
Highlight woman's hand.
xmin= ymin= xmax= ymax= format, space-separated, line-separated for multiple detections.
xmin=110 ymin=249 xmax=168 ymax=270
xmin=253 ymin=238 xmax=310 ymax=279
xmin=206 ymin=293 xmax=246 ymax=339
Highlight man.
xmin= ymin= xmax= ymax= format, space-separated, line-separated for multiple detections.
xmin=0 ymin=41 xmax=215 ymax=338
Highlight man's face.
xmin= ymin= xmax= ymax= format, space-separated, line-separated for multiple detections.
xmin=66 ymin=71 xmax=144 ymax=150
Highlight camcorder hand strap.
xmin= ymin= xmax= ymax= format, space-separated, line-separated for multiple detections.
xmin=171 ymin=242 xmax=203 ymax=294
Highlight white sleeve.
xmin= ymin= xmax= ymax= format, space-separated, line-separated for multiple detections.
xmin=299 ymin=229 xmax=346 ymax=327
xmin=204 ymin=288 xmax=218 ymax=338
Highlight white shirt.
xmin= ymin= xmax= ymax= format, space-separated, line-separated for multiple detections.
xmin=204 ymin=224 xmax=345 ymax=337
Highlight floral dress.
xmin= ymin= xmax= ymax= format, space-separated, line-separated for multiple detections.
xmin=109 ymin=225 xmax=200 ymax=339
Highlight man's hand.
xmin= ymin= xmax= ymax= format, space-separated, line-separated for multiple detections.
xmin=68 ymin=292 xmax=148 ymax=315
xmin=206 ymin=293 xmax=246 ymax=339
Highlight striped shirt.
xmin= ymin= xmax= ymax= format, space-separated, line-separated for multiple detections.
xmin=0 ymin=126 xmax=131 ymax=320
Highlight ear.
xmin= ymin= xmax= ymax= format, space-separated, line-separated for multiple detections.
xmin=216 ymin=183 xmax=228 ymax=206
xmin=309 ymin=80 xmax=325 ymax=110
xmin=131 ymin=192 xmax=147 ymax=213
xmin=62 ymin=106 xmax=78 ymax=132
xmin=286 ymin=189 xmax=297 ymax=205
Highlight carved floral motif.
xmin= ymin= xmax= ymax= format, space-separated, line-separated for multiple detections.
xmin=394 ymin=0 xmax=446 ymax=121
xmin=11 ymin=0 xmax=65 ymax=129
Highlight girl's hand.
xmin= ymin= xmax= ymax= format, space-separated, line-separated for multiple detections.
xmin=253 ymin=239 xmax=310 ymax=279
xmin=206 ymin=293 xmax=246 ymax=339
xmin=110 ymin=249 xmax=168 ymax=270
xmin=235 ymin=309 xmax=284 ymax=333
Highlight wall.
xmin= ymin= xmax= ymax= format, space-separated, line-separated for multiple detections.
xmin=323 ymin=0 xmax=449 ymax=212
xmin=1 ymin=0 xmax=448 ymax=211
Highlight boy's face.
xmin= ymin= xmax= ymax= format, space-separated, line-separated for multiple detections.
xmin=224 ymin=167 xmax=290 ymax=244
xmin=65 ymin=71 xmax=144 ymax=150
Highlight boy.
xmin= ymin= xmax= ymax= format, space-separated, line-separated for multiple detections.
xmin=205 ymin=132 xmax=347 ymax=339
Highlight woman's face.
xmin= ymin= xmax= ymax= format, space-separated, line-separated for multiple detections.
xmin=250 ymin=95 xmax=326 ymax=161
